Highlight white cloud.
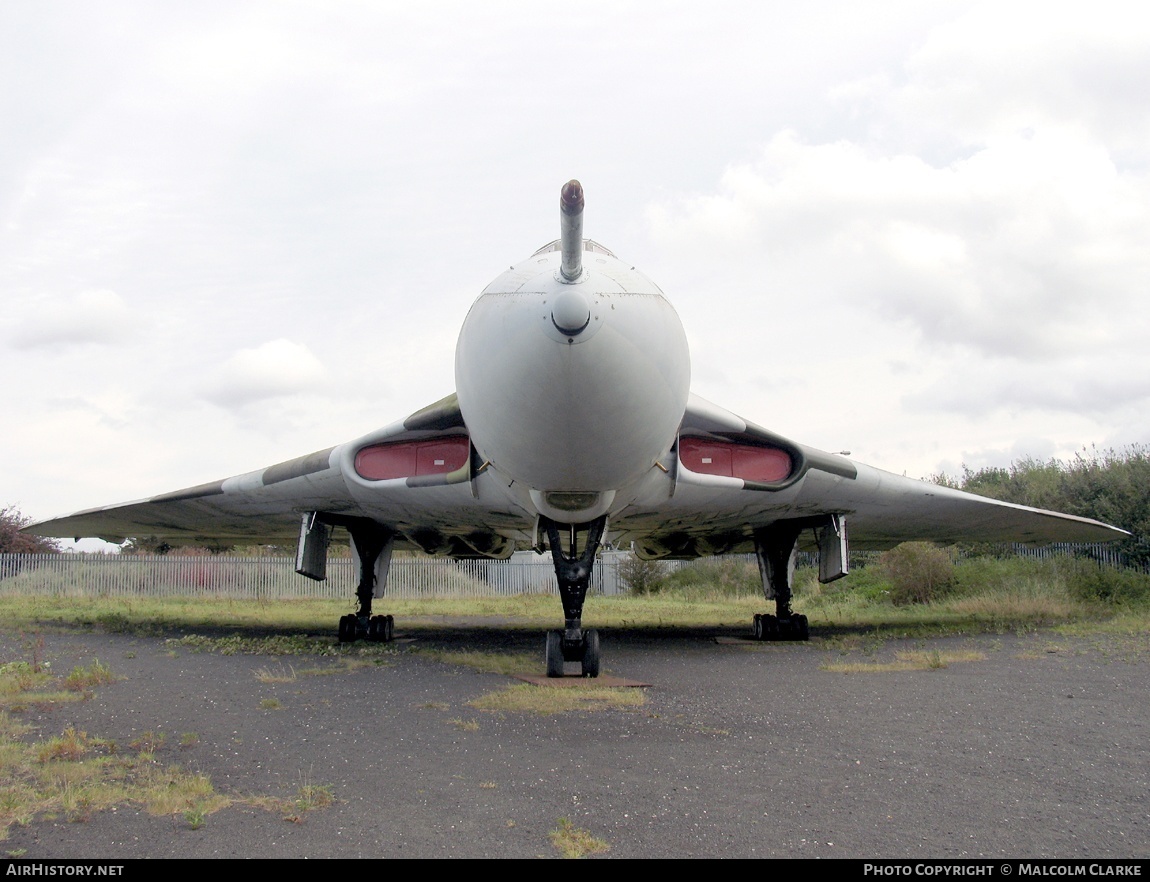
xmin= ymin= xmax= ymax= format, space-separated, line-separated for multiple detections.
xmin=2 ymin=1 xmax=1148 ymax=517
xmin=8 ymin=288 xmax=137 ymax=349
xmin=648 ymin=121 xmax=1149 ymax=418
xmin=201 ymin=338 xmax=327 ymax=406
xmin=637 ymin=5 xmax=1150 ymax=482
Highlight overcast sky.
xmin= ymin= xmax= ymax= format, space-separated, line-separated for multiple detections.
xmin=4 ymin=1 xmax=1148 ymax=549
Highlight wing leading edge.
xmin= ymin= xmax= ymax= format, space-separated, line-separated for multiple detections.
xmin=27 ymin=391 xmax=1129 ymax=554
xmin=25 ymin=393 xmax=523 ymax=557
xmin=611 ymin=395 xmax=1128 ymax=559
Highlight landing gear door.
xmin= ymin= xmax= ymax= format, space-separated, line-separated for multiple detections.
xmin=296 ymin=512 xmax=332 ymax=581
xmin=817 ymin=514 xmax=848 ymax=584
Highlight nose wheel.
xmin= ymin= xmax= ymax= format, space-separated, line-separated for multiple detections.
xmin=545 ymin=628 xmax=601 ymax=678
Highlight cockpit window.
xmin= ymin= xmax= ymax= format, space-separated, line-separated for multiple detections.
xmin=531 ymin=238 xmax=616 ymax=258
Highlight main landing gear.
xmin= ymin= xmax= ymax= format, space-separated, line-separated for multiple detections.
xmin=295 ymin=513 xmax=399 ymax=645
xmin=750 ymin=522 xmax=809 ymax=641
xmin=338 ymin=522 xmax=397 ymax=644
xmin=541 ymin=515 xmax=606 ymax=677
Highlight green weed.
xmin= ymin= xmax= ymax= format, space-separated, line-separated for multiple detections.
xmin=129 ymin=731 xmax=166 ymax=753
xmin=63 ymin=660 xmax=117 ymax=692
xmin=419 ymin=649 xmax=537 ymax=675
xmin=550 ymin=817 xmax=610 ymax=858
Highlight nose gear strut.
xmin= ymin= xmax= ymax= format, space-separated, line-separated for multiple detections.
xmin=541 ymin=514 xmax=606 ymax=677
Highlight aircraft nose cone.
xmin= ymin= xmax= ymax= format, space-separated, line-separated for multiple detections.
xmin=551 ymin=288 xmax=591 ymax=336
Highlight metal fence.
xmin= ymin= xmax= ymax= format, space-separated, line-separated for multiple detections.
xmin=0 ymin=551 xmax=672 ymax=600
xmin=0 ymin=542 xmax=1136 ymax=600
xmin=826 ymin=542 xmax=1144 ymax=572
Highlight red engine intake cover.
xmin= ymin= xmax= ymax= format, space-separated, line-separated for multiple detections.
xmin=355 ymin=437 xmax=470 ymax=481
xmin=678 ymin=437 xmax=792 ymax=483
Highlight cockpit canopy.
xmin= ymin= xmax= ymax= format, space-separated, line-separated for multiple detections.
xmin=531 ymin=238 xmax=616 ymax=259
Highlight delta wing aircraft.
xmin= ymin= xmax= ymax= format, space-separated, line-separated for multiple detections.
xmin=28 ymin=181 xmax=1126 ymax=676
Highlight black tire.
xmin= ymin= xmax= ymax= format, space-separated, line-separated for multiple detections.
xmin=368 ymin=615 xmax=391 ymax=643
xmin=752 ymin=613 xmax=763 ymax=640
xmin=760 ymin=614 xmax=778 ymax=640
xmin=338 ymin=614 xmax=355 ymax=644
xmin=793 ymin=614 xmax=809 ymax=642
xmin=581 ymin=629 xmax=600 ymax=678
xmin=545 ymin=631 xmax=564 ymax=678
xmin=384 ymin=615 xmax=394 ymax=642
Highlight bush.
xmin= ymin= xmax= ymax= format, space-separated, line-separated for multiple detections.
xmin=659 ymin=557 xmax=761 ymax=598
xmin=1 ymin=505 xmax=61 ymax=554
xmin=936 ymin=445 xmax=1150 ymax=567
xmin=878 ymin=542 xmax=956 ymax=605
xmin=805 ymin=562 xmax=886 ymax=602
xmin=1064 ymin=560 xmax=1150 ymax=604
xmin=617 ymin=554 xmax=665 ymax=595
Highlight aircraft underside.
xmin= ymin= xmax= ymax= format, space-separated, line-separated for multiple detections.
xmin=321 ymin=509 xmax=828 ymax=676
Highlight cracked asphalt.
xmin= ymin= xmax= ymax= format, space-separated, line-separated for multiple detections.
xmin=3 ymin=622 xmax=1147 ymax=859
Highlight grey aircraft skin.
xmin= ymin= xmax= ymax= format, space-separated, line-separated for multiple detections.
xmin=27 ymin=180 xmax=1127 ymax=676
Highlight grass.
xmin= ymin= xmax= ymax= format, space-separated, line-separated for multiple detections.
xmin=418 ymin=649 xmax=538 ymax=675
xmin=0 ymin=712 xmax=240 ymax=836
xmin=254 ymin=663 xmax=297 ymax=683
xmin=0 ymin=593 xmax=768 ymax=635
xmin=0 ymin=553 xmax=1146 ymax=645
xmin=412 ymin=646 xmax=649 ymax=715
xmin=550 ymin=817 xmax=610 ymax=858
xmin=294 ymin=782 xmax=335 ymax=811
xmin=820 ymin=648 xmax=987 ymax=673
xmin=0 ymin=558 xmax=1143 ymax=681
xmin=469 ymin=683 xmax=645 ymax=715
xmin=63 ymin=660 xmax=117 ymax=692
xmin=0 ymin=659 xmax=335 ymax=838
xmin=401 ymin=640 xmax=650 ymax=715
xmin=250 ymin=780 xmax=336 ymax=823
xmin=173 ymin=633 xmax=370 ymax=656
xmin=129 ymin=731 xmax=165 ymax=753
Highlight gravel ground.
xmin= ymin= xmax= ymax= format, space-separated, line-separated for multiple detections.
xmin=2 ymin=621 xmax=1147 ymax=859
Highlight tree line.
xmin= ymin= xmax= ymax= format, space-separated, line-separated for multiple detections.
xmin=0 ymin=506 xmax=61 ymax=554
xmin=933 ymin=444 xmax=1150 ymax=564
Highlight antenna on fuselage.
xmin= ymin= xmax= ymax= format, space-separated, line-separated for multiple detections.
xmin=559 ymin=179 xmax=584 ymax=282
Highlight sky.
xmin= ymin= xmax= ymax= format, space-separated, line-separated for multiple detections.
xmin=3 ymin=1 xmax=1148 ymax=550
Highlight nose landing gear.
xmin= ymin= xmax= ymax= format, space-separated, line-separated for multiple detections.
xmin=541 ymin=515 xmax=607 ymax=677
